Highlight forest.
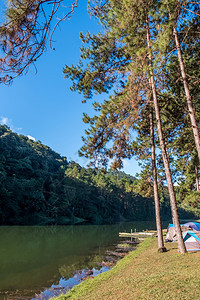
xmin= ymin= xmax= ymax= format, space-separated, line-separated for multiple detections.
xmin=0 ymin=124 xmax=198 ymax=226
xmin=0 ymin=0 xmax=200 ymax=252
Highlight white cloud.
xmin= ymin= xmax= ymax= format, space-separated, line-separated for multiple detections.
xmin=122 ymin=159 xmax=131 ymax=167
xmin=0 ymin=116 xmax=9 ymax=125
xmin=27 ymin=135 xmax=36 ymax=141
xmin=0 ymin=116 xmax=22 ymax=132
xmin=121 ymin=158 xmax=141 ymax=176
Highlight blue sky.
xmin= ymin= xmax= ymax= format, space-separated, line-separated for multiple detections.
xmin=0 ymin=0 xmax=141 ymax=176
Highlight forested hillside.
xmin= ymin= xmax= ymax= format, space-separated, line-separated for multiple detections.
xmin=0 ymin=125 xmax=168 ymax=225
xmin=0 ymin=125 xmax=198 ymax=225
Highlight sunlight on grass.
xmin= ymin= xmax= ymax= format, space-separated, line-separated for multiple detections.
xmin=52 ymin=238 xmax=200 ymax=300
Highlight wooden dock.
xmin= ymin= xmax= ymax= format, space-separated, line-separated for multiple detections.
xmin=119 ymin=229 xmax=157 ymax=239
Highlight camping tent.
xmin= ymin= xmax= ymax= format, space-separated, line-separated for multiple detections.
xmin=165 ymin=222 xmax=200 ymax=242
xmin=183 ymin=222 xmax=200 ymax=231
xmin=183 ymin=231 xmax=200 ymax=252
xmin=165 ymin=224 xmax=189 ymax=242
xmin=165 ymin=225 xmax=176 ymax=242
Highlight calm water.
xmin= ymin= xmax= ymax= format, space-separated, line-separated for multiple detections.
xmin=0 ymin=221 xmax=166 ymax=299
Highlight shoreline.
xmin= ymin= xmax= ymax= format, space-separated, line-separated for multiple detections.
xmin=33 ymin=239 xmax=139 ymax=299
xmin=51 ymin=237 xmax=200 ymax=299
xmin=50 ymin=238 xmax=152 ymax=300
xmin=33 ymin=266 xmax=110 ymax=300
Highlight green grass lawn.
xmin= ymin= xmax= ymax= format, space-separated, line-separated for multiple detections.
xmin=52 ymin=238 xmax=200 ymax=300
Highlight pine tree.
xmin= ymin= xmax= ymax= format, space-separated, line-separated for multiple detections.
xmin=146 ymin=14 xmax=186 ymax=252
xmin=66 ymin=0 xmax=182 ymax=252
xmin=149 ymin=105 xmax=166 ymax=252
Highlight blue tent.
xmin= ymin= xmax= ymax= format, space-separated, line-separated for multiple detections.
xmin=183 ymin=222 xmax=200 ymax=231
xmin=183 ymin=231 xmax=200 ymax=252
xmin=165 ymin=222 xmax=200 ymax=242
xmin=168 ymin=222 xmax=200 ymax=231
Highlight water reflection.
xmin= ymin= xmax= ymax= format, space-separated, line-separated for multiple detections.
xmin=33 ymin=266 xmax=110 ymax=300
xmin=0 ymin=221 xmax=165 ymax=299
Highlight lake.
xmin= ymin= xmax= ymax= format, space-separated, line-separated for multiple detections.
xmin=0 ymin=221 xmax=168 ymax=299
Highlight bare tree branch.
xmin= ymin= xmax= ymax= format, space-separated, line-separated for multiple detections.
xmin=0 ymin=0 xmax=79 ymax=84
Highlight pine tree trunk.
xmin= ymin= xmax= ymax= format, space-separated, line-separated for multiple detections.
xmin=149 ymin=106 xmax=166 ymax=252
xmin=146 ymin=22 xmax=186 ymax=253
xmin=173 ymin=26 xmax=200 ymax=163
xmin=150 ymin=78 xmax=186 ymax=253
xmin=195 ymin=165 xmax=199 ymax=192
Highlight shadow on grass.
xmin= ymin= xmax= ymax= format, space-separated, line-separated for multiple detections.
xmin=164 ymin=243 xmax=178 ymax=252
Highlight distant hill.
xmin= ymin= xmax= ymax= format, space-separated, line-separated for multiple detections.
xmin=0 ymin=125 xmax=168 ymax=225
xmin=0 ymin=125 xmax=69 ymax=224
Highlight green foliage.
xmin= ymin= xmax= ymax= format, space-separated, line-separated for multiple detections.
xmin=1 ymin=0 xmax=199 ymax=226
xmin=0 ymin=125 xmax=70 ymax=224
xmin=183 ymin=191 xmax=200 ymax=209
xmin=65 ymin=0 xmax=200 ymax=214
xmin=0 ymin=125 xmax=171 ymax=225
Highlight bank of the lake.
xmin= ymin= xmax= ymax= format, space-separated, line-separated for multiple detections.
xmin=1 ymin=222 xmax=167 ymax=299
xmin=53 ymin=238 xmax=200 ymax=300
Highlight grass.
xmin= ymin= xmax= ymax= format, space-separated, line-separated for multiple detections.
xmin=52 ymin=238 xmax=200 ymax=300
